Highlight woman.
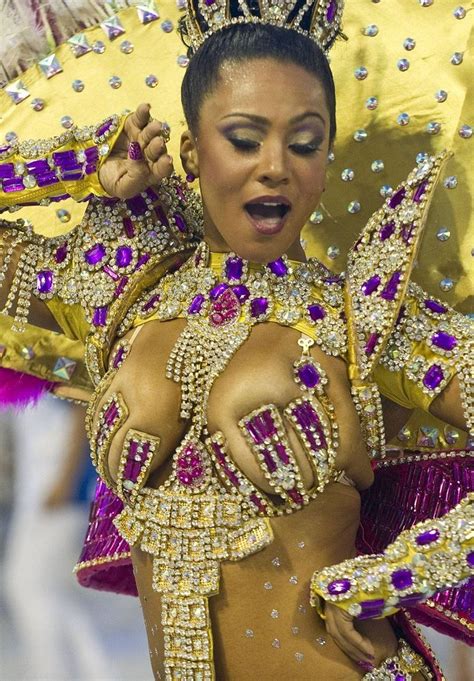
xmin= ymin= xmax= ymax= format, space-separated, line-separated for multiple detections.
xmin=0 ymin=1 xmax=472 ymax=679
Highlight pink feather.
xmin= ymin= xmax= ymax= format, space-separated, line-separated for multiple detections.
xmin=0 ymin=367 xmax=56 ymax=410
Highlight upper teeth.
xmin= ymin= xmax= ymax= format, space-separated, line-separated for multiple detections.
xmin=262 ymin=202 xmax=282 ymax=206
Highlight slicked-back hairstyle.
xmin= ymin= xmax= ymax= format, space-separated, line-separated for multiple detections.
xmin=180 ymin=22 xmax=337 ymax=142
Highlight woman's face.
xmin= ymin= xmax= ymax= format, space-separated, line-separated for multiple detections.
xmin=181 ymin=57 xmax=331 ymax=263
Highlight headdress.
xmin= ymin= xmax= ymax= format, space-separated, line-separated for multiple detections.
xmin=182 ymin=0 xmax=344 ymax=54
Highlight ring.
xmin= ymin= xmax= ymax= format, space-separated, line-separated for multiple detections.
xmin=160 ymin=122 xmax=171 ymax=144
xmin=128 ymin=141 xmax=143 ymax=161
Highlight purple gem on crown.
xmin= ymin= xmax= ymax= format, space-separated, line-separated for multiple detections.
xmin=423 ymin=364 xmax=444 ymax=391
xmin=36 ymin=270 xmax=54 ymax=294
xmin=250 ymin=297 xmax=269 ymax=318
xmin=327 ymin=578 xmax=351 ymax=595
xmin=85 ymin=243 xmax=106 ymax=265
xmin=267 ymin=258 xmax=288 ymax=277
xmin=391 ymin=568 xmax=413 ymax=590
xmin=388 ymin=187 xmax=406 ymax=209
xmin=307 ymin=303 xmax=326 ymax=321
xmin=225 ymin=256 xmax=244 ymax=281
xmin=416 ymin=528 xmax=440 ymax=546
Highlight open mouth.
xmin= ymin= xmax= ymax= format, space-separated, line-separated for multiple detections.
xmin=244 ymin=201 xmax=291 ymax=234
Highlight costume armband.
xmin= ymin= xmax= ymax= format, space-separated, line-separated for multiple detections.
xmin=310 ymin=493 xmax=474 ymax=620
xmin=0 ymin=113 xmax=126 ymax=209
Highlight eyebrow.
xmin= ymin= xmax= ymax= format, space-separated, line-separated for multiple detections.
xmin=220 ymin=112 xmax=326 ymax=127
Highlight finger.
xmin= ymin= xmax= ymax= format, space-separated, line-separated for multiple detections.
xmin=149 ymin=153 xmax=174 ymax=182
xmin=124 ymin=102 xmax=152 ymax=137
xmin=329 ymin=628 xmax=373 ymax=666
xmin=143 ymin=135 xmax=166 ymax=163
xmin=139 ymin=120 xmax=168 ymax=149
xmin=326 ymin=611 xmax=374 ymax=663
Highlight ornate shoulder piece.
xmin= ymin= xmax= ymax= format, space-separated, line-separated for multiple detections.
xmin=345 ymin=151 xmax=450 ymax=382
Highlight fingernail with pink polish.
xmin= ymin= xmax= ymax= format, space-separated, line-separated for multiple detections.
xmin=357 ymin=660 xmax=375 ymax=672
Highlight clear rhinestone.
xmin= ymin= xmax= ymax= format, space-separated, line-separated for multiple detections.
xmin=23 ymin=175 xmax=37 ymax=188
xmin=459 ymin=124 xmax=472 ymax=138
xmin=443 ymin=176 xmax=458 ymax=189
xmin=348 ymin=201 xmax=361 ymax=214
xmin=397 ymin=112 xmax=410 ymax=126
xmin=426 ymin=121 xmax=441 ymax=135
xmin=380 ymin=185 xmax=393 ymax=198
xmin=272 ymin=638 xmax=281 ymax=649
xmin=371 ymin=159 xmax=384 ymax=173
xmin=397 ymin=58 xmax=410 ymax=71
xmin=327 ymin=245 xmax=340 ymax=259
xmin=264 ymin=582 xmax=273 ymax=590
xmin=145 ymin=74 xmax=159 ymax=88
xmin=60 ymin=115 xmax=74 ymax=129
xmin=419 ymin=0 xmax=433 ymax=6
xmin=109 ymin=75 xmax=122 ymax=89
xmin=271 ymin=609 xmax=279 ymax=619
xmin=435 ymin=89 xmax=448 ymax=103
xmin=363 ymin=24 xmax=379 ymax=36
xmin=453 ymin=6 xmax=466 ymax=19
xmin=292 ymin=626 xmax=300 ymax=635
xmin=309 ymin=210 xmax=323 ymax=224
xmin=440 ymin=278 xmax=454 ymax=292
xmin=366 ymin=96 xmax=378 ymax=110
xmin=120 ymin=40 xmax=134 ymax=54
xmin=31 ymin=98 xmax=45 ymax=111
xmin=353 ymin=129 xmax=368 ymax=142
xmin=341 ymin=168 xmax=355 ymax=181
xmin=177 ymin=55 xmax=190 ymax=67
xmin=436 ymin=226 xmax=450 ymax=241
xmin=295 ymin=652 xmax=304 ymax=662
xmin=451 ymin=52 xmax=464 ymax=65
xmin=271 ymin=557 xmax=281 ymax=567
xmin=72 ymin=79 xmax=84 ymax=92
xmin=327 ymin=151 xmax=335 ymax=163
xmin=297 ymin=541 xmax=305 ymax=549
xmin=355 ymin=66 xmax=368 ymax=80
xmin=403 ymin=37 xmax=416 ymax=50
xmin=5 ymin=131 xmax=17 ymax=143
xmin=161 ymin=20 xmax=174 ymax=32
xmin=289 ymin=575 xmax=298 ymax=585
xmin=315 ymin=636 xmax=327 ymax=646
xmin=416 ymin=152 xmax=429 ymax=164
xmin=92 ymin=40 xmax=106 ymax=54
xmin=245 ymin=628 xmax=254 ymax=638
xmin=298 ymin=604 xmax=307 ymax=614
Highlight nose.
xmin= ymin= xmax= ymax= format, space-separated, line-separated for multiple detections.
xmin=256 ymin=140 xmax=289 ymax=186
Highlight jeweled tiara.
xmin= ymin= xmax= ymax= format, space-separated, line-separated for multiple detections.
xmin=182 ymin=0 xmax=344 ymax=54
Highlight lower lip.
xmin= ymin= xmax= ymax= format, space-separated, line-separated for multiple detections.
xmin=244 ymin=209 xmax=289 ymax=236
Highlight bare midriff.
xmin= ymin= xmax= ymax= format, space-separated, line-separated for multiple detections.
xmin=94 ymin=319 xmax=412 ymax=679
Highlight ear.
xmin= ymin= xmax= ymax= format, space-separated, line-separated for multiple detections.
xmin=180 ymin=130 xmax=199 ymax=178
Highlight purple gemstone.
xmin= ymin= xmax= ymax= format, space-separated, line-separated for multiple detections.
xmin=358 ymin=599 xmax=385 ymax=619
xmin=204 ymin=0 xmax=215 ymax=5
xmin=95 ymin=118 xmax=113 ymax=138
xmin=135 ymin=253 xmax=150 ymax=270
xmin=379 ymin=221 xmax=396 ymax=241
xmin=361 ymin=275 xmax=381 ymax=296
xmin=431 ymin=330 xmax=457 ymax=351
xmin=210 ymin=282 xmax=229 ymax=300
xmin=114 ymin=276 xmax=128 ymax=297
xmin=113 ymin=346 xmax=126 ymax=368
xmin=103 ymin=265 xmax=119 ymax=281
xmin=126 ymin=195 xmax=147 ymax=216
xmin=93 ymin=306 xmax=108 ymax=327
xmin=467 ymin=551 xmax=474 ymax=567
xmin=115 ymin=246 xmax=133 ymax=268
xmin=423 ymin=364 xmax=444 ymax=391
xmin=298 ymin=363 xmax=320 ymax=389
xmin=326 ymin=0 xmax=337 ymax=23
xmin=232 ymin=285 xmax=250 ymax=302
xmin=388 ymin=187 xmax=406 ymax=209
xmin=0 ymin=145 xmax=12 ymax=155
xmin=84 ymin=146 xmax=99 ymax=161
xmin=62 ymin=171 xmax=83 ymax=181
xmin=307 ymin=303 xmax=326 ymax=321
xmin=416 ymin=528 xmax=441 ymax=546
xmin=142 ymin=294 xmax=160 ymax=312
xmin=54 ymin=243 xmax=68 ymax=264
xmin=2 ymin=178 xmax=25 ymax=192
xmin=424 ymin=299 xmax=447 ymax=314
xmin=36 ymin=173 xmax=59 ymax=187
xmin=0 ymin=163 xmax=15 ymax=179
xmin=250 ymin=297 xmax=269 ymax=318
xmin=53 ymin=150 xmax=76 ymax=166
xmin=188 ymin=294 xmax=206 ymax=314
xmin=381 ymin=271 xmax=402 ymax=301
xmin=288 ymin=488 xmax=304 ymax=505
xmin=85 ymin=243 xmax=106 ymax=265
xmin=394 ymin=675 xmax=407 ymax=681
xmin=173 ymin=212 xmax=187 ymax=233
xmin=154 ymin=204 xmax=169 ymax=227
xmin=413 ymin=180 xmax=428 ymax=203
xmin=327 ymin=578 xmax=351 ymax=595
xmin=365 ymin=332 xmax=379 ymax=355
xmin=268 ymin=258 xmax=288 ymax=277
xmin=26 ymin=160 xmax=50 ymax=174
xmin=397 ymin=592 xmax=424 ymax=607
xmin=391 ymin=568 xmax=413 ymax=590
xmin=84 ymin=164 xmax=97 ymax=176
xmin=401 ymin=223 xmax=414 ymax=244
xmin=104 ymin=401 xmax=118 ymax=426
xmin=225 ymin=256 xmax=244 ymax=281
xmin=36 ymin=270 xmax=54 ymax=294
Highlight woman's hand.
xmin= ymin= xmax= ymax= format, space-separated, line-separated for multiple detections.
xmin=98 ymin=102 xmax=174 ymax=199
xmin=324 ymin=602 xmax=376 ymax=672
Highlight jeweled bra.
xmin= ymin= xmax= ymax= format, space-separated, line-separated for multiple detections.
xmin=87 ymin=244 xmax=347 ymax=680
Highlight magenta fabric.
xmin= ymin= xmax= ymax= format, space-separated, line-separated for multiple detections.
xmin=358 ymin=451 xmax=474 ymax=644
xmin=0 ymin=366 xmax=56 ymax=410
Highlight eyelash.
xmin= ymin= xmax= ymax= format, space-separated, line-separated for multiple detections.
xmin=228 ymin=138 xmax=320 ymax=156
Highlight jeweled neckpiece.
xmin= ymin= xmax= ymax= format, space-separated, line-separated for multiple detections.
xmin=183 ymin=0 xmax=344 ymax=54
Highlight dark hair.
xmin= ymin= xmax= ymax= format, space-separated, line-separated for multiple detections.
xmin=180 ymin=22 xmax=337 ymax=142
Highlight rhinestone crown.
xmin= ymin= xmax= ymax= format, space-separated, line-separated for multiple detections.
xmin=183 ymin=0 xmax=344 ymax=54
